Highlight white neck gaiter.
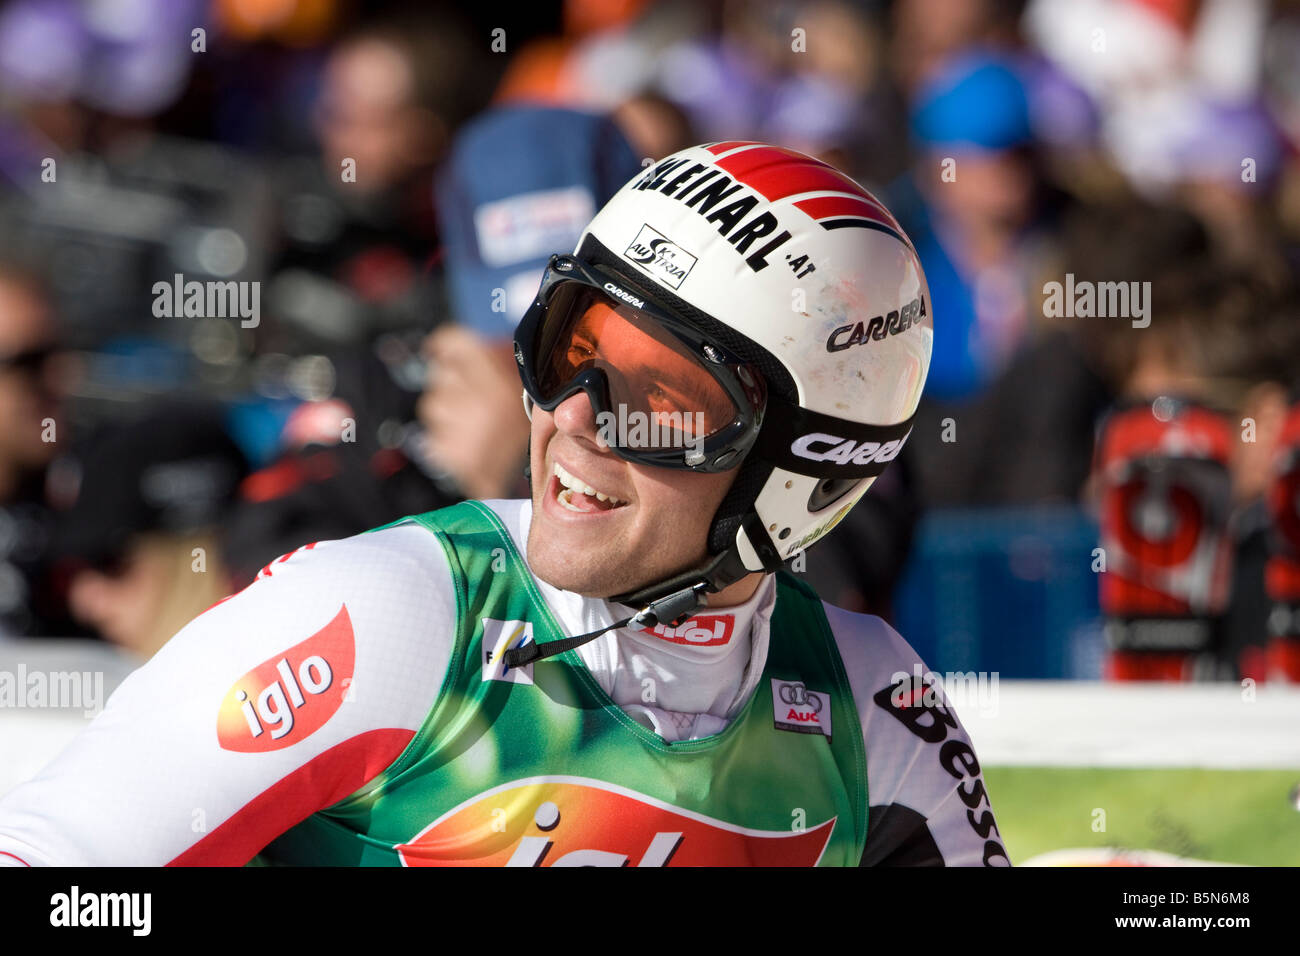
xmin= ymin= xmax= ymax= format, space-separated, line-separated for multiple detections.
xmin=502 ymin=499 xmax=776 ymax=743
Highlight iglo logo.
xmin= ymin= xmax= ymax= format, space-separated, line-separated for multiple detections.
xmin=216 ymin=605 xmax=355 ymax=752
xmin=395 ymin=777 xmax=837 ymax=866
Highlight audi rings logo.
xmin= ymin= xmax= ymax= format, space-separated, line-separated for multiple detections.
xmin=778 ymin=681 xmax=823 ymax=713
xmin=771 ymin=679 xmax=831 ymax=739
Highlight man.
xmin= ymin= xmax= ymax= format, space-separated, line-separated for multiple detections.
xmin=0 ymin=144 xmax=1007 ymax=867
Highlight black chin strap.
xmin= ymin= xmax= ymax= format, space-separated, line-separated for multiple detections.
xmin=502 ymin=548 xmax=754 ymax=668
xmin=612 ymin=547 xmax=751 ymax=608
xmin=502 ymin=584 xmax=707 ymax=667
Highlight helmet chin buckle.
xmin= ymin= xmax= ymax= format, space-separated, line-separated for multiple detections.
xmin=626 ymin=584 xmax=710 ymax=632
xmin=611 ymin=545 xmax=752 ymax=612
xmin=510 ymin=535 xmax=753 ymax=668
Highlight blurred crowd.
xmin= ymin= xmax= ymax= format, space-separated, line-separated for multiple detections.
xmin=0 ymin=0 xmax=1297 ymax=681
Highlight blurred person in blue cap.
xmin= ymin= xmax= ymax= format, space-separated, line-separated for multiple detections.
xmin=420 ymin=105 xmax=641 ymax=500
xmin=897 ymin=51 xmax=1063 ymax=403
xmin=885 ymin=51 xmax=1104 ymax=508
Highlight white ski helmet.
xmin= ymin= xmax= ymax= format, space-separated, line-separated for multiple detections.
xmin=517 ymin=141 xmax=932 ymax=605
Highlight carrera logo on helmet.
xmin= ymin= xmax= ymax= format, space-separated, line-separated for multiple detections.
xmin=791 ymin=432 xmax=907 ymax=467
xmin=624 ymin=224 xmax=697 ymax=289
xmin=826 ymin=295 xmax=927 ymax=352
xmin=603 ymin=282 xmax=645 ymax=310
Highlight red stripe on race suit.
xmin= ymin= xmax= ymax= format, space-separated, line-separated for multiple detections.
xmin=204 ymin=542 xmax=320 ymax=613
xmin=166 ymin=728 xmax=414 ymax=866
xmin=713 ymin=145 xmax=866 ymax=202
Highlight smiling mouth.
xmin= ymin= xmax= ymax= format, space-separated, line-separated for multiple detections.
xmin=553 ymin=461 xmax=629 ymax=513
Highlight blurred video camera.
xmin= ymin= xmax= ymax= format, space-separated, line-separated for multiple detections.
xmin=1093 ymin=397 xmax=1235 ymax=681
xmin=0 ymin=136 xmax=268 ymax=347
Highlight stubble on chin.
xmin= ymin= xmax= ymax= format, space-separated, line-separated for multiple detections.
xmin=525 ymin=517 xmax=629 ymax=599
xmin=526 ymin=515 xmax=713 ymax=602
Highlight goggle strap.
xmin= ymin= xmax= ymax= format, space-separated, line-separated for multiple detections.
xmin=756 ymin=397 xmax=917 ymax=479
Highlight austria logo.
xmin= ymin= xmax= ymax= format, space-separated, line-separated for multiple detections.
xmin=771 ymin=679 xmax=832 ymax=739
xmin=624 ymin=224 xmax=697 ymax=289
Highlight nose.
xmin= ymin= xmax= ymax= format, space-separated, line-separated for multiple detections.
xmin=551 ymin=389 xmax=605 ymax=449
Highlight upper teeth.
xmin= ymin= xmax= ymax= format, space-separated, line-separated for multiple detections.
xmin=555 ymin=462 xmax=627 ymax=505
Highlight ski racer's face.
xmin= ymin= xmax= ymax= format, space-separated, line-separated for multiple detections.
xmin=526 ymin=388 xmax=740 ymax=602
